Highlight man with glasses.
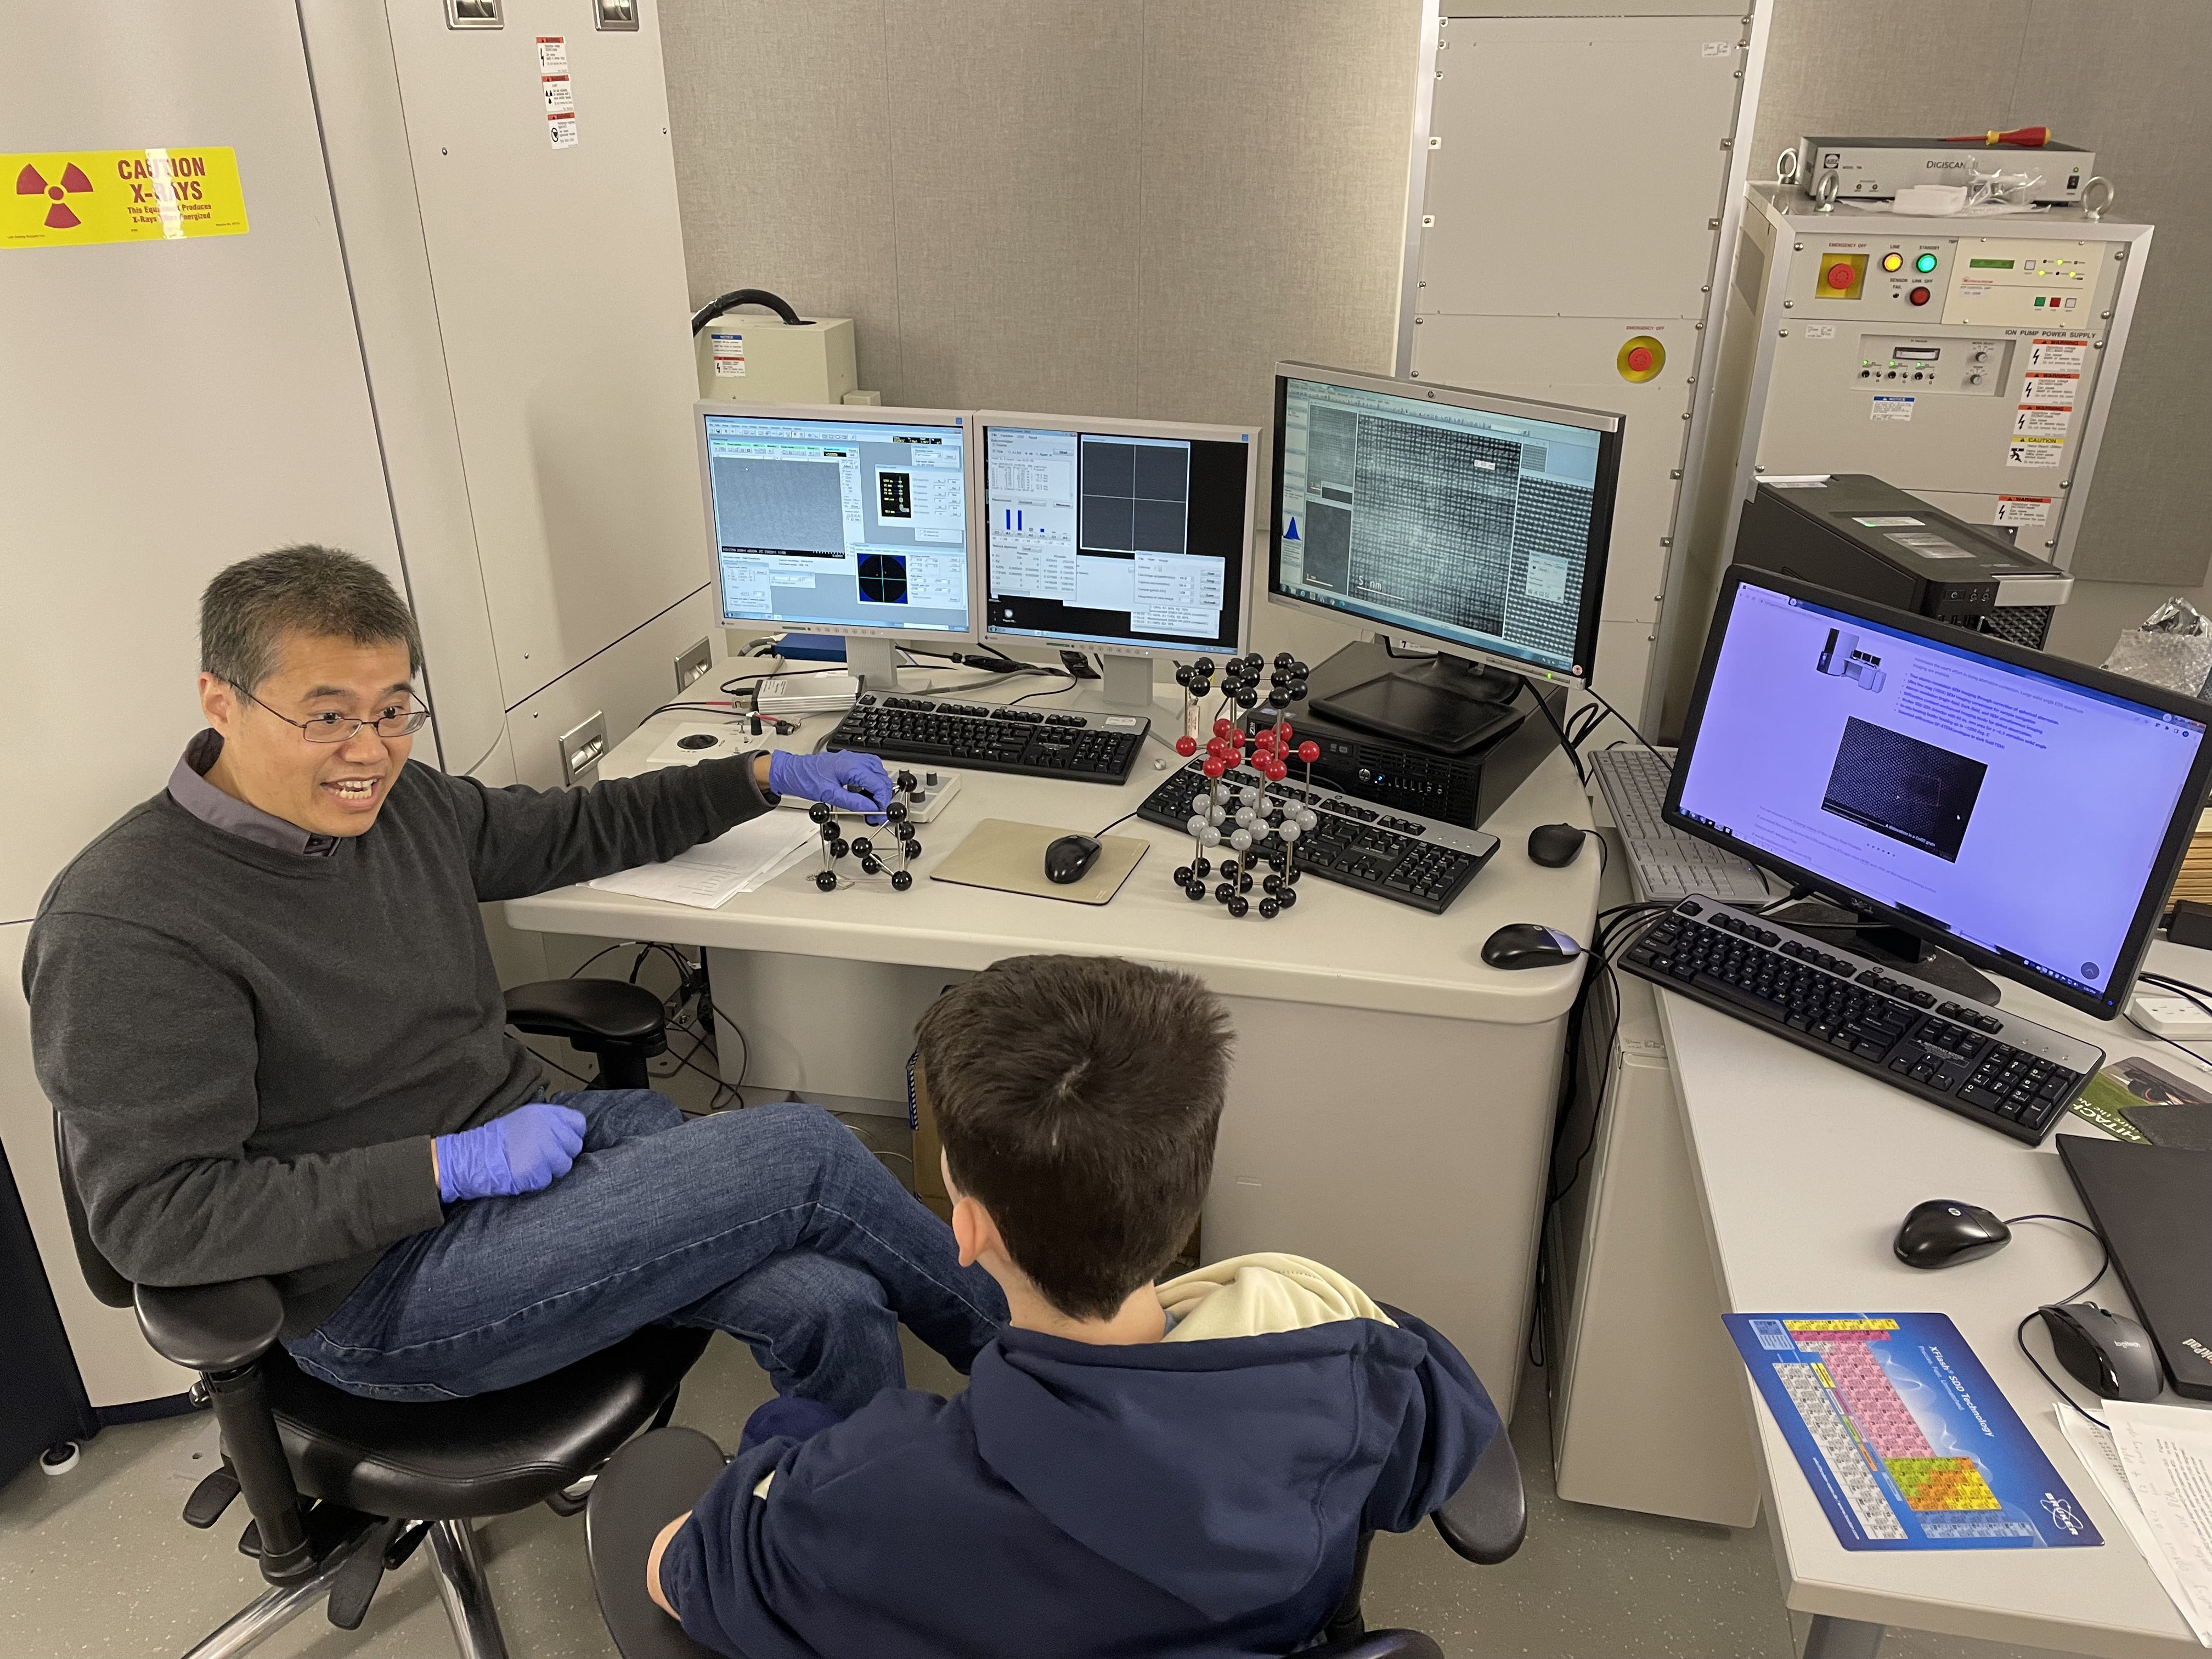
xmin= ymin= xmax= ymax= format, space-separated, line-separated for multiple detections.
xmin=26 ymin=545 xmax=1004 ymax=1414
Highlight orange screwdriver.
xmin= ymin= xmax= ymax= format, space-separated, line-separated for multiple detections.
xmin=1943 ymin=126 xmax=2050 ymax=146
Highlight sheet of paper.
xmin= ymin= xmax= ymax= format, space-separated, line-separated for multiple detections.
xmin=2104 ymin=1401 xmax=2212 ymax=1644
xmin=586 ymin=814 xmax=816 ymax=910
xmin=2057 ymin=1408 xmax=2210 ymax=1644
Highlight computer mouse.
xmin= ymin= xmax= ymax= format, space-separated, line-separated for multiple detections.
xmin=1892 ymin=1199 xmax=2011 ymax=1269
xmin=1043 ymin=834 xmax=1102 ymax=885
xmin=1527 ymin=823 xmax=1588 ymax=868
xmin=2039 ymin=1302 xmax=2164 ymax=1401
xmin=1481 ymin=923 xmax=1582 ymax=970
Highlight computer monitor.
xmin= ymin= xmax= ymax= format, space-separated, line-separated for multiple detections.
xmin=694 ymin=403 xmax=979 ymax=690
xmin=978 ymin=412 xmax=1257 ymax=709
xmin=1268 ymin=363 xmax=1623 ymax=753
xmin=1667 ymin=567 xmax=2212 ymax=1021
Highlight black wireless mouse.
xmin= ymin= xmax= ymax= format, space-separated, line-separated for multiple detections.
xmin=2039 ymin=1302 xmax=2164 ymax=1401
xmin=1043 ymin=834 xmax=1102 ymax=885
xmin=1482 ymin=923 xmax=1582 ymax=970
xmin=1527 ymin=823 xmax=1588 ymax=868
xmin=1893 ymin=1199 xmax=2011 ymax=1269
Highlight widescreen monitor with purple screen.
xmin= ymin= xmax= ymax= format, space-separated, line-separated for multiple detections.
xmin=1668 ymin=573 xmax=2210 ymax=1018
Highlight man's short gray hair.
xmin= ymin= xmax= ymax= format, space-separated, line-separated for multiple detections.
xmin=200 ymin=546 xmax=424 ymax=691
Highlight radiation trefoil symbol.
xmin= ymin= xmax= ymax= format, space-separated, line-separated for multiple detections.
xmin=16 ymin=162 xmax=93 ymax=229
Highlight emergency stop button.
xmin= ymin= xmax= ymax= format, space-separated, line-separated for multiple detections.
xmin=1616 ymin=334 xmax=1665 ymax=382
xmin=1817 ymin=252 xmax=1867 ymax=300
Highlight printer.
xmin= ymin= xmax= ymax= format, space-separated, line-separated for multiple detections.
xmin=1734 ymin=474 xmax=2073 ymax=648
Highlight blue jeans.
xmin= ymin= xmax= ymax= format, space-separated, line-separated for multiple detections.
xmin=284 ymin=1093 xmax=1005 ymax=1416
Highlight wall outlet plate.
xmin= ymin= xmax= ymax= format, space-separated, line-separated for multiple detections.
xmin=2126 ymin=990 xmax=2212 ymax=1039
xmin=558 ymin=712 xmax=608 ymax=786
xmin=674 ymin=637 xmax=713 ymax=693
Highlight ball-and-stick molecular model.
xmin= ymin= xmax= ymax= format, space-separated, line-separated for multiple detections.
xmin=1169 ymin=718 xmax=1325 ymax=919
xmin=809 ymin=771 xmax=923 ymax=893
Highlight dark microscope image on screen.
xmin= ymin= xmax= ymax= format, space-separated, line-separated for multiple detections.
xmin=1080 ymin=437 xmax=1190 ymax=555
xmin=1821 ymin=718 xmax=1987 ymax=862
xmin=1293 ymin=402 xmax=1588 ymax=666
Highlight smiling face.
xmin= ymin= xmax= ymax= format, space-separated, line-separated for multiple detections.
xmin=199 ymin=631 xmax=419 ymax=837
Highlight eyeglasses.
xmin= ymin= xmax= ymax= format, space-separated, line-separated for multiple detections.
xmin=234 ymin=684 xmax=431 ymax=744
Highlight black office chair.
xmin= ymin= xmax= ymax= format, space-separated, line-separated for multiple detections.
xmin=49 ymin=978 xmax=701 ymax=1659
xmin=583 ymin=1328 xmax=1527 ymax=1659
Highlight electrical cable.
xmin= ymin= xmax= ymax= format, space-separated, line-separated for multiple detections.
xmin=1518 ymin=674 xmax=1585 ymax=785
xmin=1004 ymin=672 xmax=1082 ymax=708
xmin=2004 ymin=1214 xmax=2114 ymax=1430
xmin=1574 ymin=685 xmax=1665 ymax=759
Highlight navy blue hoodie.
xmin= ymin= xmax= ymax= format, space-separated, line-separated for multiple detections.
xmin=658 ymin=1289 xmax=1498 ymax=1659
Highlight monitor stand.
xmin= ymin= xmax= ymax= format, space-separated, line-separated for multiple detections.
xmin=1099 ymin=653 xmax=1156 ymax=710
xmin=1768 ymin=897 xmax=2002 ymax=1007
xmin=1310 ymin=645 xmax=1523 ymax=757
xmin=844 ymin=636 xmax=902 ymax=693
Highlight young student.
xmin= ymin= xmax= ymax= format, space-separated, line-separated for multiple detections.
xmin=647 ymin=953 xmax=1501 ymax=1659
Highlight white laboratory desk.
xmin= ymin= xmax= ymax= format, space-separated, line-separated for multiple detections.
xmin=502 ymin=672 xmax=1601 ymax=1417
xmin=1658 ymin=934 xmax=2212 ymax=1659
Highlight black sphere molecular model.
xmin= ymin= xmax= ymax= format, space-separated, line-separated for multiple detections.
xmin=809 ymin=771 xmax=922 ymax=894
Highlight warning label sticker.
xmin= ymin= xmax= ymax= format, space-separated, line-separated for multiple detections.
xmin=1995 ymin=496 xmax=2052 ymax=526
xmin=2028 ymin=338 xmax=2088 ymax=373
xmin=1871 ymin=396 xmax=1915 ymax=422
xmin=3 ymin=147 xmax=248 ymax=249
xmin=2022 ymin=373 xmax=2080 ymax=405
xmin=710 ymin=330 xmax=746 ymax=377
xmin=539 ymin=37 xmax=578 ymax=149
xmin=2013 ymin=405 xmax=2073 ymax=438
xmin=2007 ymin=438 xmax=2064 ymax=468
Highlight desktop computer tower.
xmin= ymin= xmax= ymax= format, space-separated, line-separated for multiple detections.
xmin=1733 ymin=475 xmax=2072 ymax=648
xmin=1293 ymin=641 xmax=1564 ymax=830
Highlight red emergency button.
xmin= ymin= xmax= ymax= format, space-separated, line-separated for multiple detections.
xmin=1625 ymin=346 xmax=1654 ymax=373
xmin=1909 ymin=286 xmax=1931 ymax=306
xmin=1827 ymin=263 xmax=1857 ymax=289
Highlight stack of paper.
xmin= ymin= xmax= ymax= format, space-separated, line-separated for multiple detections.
xmin=2059 ymin=1403 xmax=2212 ymax=1645
xmin=586 ymin=814 xmax=817 ymax=910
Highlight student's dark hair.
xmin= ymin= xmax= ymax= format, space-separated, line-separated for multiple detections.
xmin=918 ymin=954 xmax=1233 ymax=1321
xmin=201 ymin=545 xmax=424 ymax=691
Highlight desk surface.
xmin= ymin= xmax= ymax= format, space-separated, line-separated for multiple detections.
xmin=505 ymin=670 xmax=1600 ymax=1024
xmin=1662 ymin=936 xmax=2212 ymax=1657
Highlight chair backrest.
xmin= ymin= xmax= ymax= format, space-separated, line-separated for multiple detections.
xmin=50 ymin=1113 xmax=134 ymax=1308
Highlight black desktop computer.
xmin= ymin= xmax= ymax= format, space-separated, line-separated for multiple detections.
xmin=1290 ymin=640 xmax=1560 ymax=831
xmin=1733 ymin=475 xmax=2070 ymax=650
xmin=1617 ymin=566 xmax=2212 ymax=1144
xmin=1261 ymin=362 xmax=1626 ymax=819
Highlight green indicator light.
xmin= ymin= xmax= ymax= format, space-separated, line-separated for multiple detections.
xmin=1915 ymin=252 xmax=1939 ymax=273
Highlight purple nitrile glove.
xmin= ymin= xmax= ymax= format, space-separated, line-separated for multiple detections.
xmin=769 ymin=749 xmax=893 ymax=822
xmin=434 ymin=1102 xmax=586 ymax=1203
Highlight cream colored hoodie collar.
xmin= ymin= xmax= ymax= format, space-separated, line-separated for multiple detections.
xmin=1156 ymin=1252 xmax=1396 ymax=1343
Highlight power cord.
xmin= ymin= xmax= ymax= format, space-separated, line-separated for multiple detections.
xmin=2005 ymin=1213 xmax=2114 ymax=1430
xmin=1519 ymin=675 xmax=1585 ymax=785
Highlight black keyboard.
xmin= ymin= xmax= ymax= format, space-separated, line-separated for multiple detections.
xmin=826 ymin=695 xmax=1148 ymax=784
xmin=1618 ymin=897 xmax=2104 ymax=1144
xmin=1136 ymin=761 xmax=1499 ymax=913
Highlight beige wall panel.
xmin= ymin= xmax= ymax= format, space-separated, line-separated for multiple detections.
xmin=877 ymin=1 xmax=1143 ymax=417
xmin=661 ymin=2 xmax=909 ymax=404
xmin=1135 ymin=1 xmax=1422 ymax=428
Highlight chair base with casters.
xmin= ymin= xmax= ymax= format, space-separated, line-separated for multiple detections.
xmin=584 ymin=1404 xmax=1524 ymax=1659
xmin=49 ymin=977 xmax=697 ymax=1659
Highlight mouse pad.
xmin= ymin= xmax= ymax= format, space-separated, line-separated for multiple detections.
xmin=929 ymin=819 xmax=1148 ymax=906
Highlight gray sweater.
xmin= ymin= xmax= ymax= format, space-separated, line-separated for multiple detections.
xmin=25 ymin=752 xmax=771 ymax=1336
